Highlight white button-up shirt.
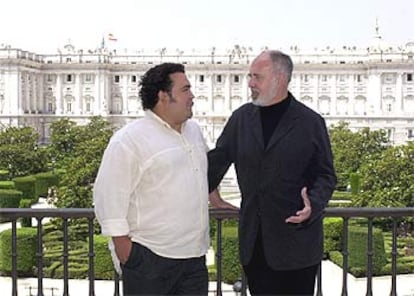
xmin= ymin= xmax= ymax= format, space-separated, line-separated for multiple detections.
xmin=94 ymin=110 xmax=210 ymax=262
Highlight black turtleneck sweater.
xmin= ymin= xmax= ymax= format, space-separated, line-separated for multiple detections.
xmin=260 ymin=95 xmax=292 ymax=147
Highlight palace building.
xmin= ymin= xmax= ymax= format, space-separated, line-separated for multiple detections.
xmin=1 ymin=25 xmax=413 ymax=146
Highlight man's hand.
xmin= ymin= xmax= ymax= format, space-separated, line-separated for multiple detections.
xmin=209 ymin=189 xmax=239 ymax=210
xmin=112 ymin=236 xmax=132 ymax=264
xmin=285 ymin=187 xmax=312 ymax=224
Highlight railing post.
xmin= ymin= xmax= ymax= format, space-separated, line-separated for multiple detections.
xmin=341 ymin=217 xmax=349 ymax=296
xmin=389 ymin=218 xmax=398 ymax=296
xmin=88 ymin=218 xmax=95 ymax=296
xmin=63 ymin=218 xmax=69 ymax=296
xmin=36 ymin=217 xmax=44 ymax=296
xmin=315 ymin=262 xmax=323 ymax=296
xmin=366 ymin=218 xmax=374 ymax=296
xmin=114 ymin=270 xmax=120 ymax=296
xmin=215 ymin=217 xmax=223 ymax=296
xmin=11 ymin=219 xmax=18 ymax=296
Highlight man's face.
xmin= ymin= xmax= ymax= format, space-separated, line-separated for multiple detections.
xmin=165 ymin=72 xmax=194 ymax=124
xmin=248 ymin=55 xmax=279 ymax=106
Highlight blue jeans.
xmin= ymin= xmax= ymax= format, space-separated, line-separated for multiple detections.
xmin=121 ymin=242 xmax=208 ymax=295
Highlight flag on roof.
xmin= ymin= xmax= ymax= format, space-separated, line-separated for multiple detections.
xmin=108 ymin=33 xmax=118 ymax=42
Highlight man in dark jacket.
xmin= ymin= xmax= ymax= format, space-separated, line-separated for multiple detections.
xmin=208 ymin=50 xmax=337 ymax=295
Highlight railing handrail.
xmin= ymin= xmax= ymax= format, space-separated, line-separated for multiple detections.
xmin=1 ymin=206 xmax=413 ymax=218
xmin=1 ymin=206 xmax=413 ymax=296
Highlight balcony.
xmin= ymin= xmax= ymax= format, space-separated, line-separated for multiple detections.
xmin=0 ymin=207 xmax=413 ymax=296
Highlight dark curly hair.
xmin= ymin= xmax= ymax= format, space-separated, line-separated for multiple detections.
xmin=139 ymin=63 xmax=185 ymax=110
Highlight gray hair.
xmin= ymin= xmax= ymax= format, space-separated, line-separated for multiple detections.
xmin=266 ymin=50 xmax=293 ymax=83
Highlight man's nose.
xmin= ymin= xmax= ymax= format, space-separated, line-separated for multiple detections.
xmin=248 ymin=79 xmax=255 ymax=88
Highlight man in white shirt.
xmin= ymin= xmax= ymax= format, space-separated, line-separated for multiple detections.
xmin=93 ymin=63 xmax=236 ymax=295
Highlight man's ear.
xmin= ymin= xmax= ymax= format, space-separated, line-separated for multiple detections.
xmin=158 ymin=90 xmax=168 ymax=103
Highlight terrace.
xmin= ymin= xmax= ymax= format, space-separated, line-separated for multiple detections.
xmin=0 ymin=207 xmax=413 ymax=296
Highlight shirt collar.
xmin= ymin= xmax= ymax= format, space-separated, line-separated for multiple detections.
xmin=145 ymin=110 xmax=187 ymax=132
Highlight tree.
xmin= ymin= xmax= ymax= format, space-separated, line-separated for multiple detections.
xmin=355 ymin=142 xmax=414 ymax=208
xmin=329 ymin=122 xmax=389 ymax=190
xmin=48 ymin=118 xmax=78 ymax=164
xmin=0 ymin=126 xmax=49 ymax=177
xmin=50 ymin=117 xmax=114 ymax=209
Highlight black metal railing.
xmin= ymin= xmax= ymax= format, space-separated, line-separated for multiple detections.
xmin=0 ymin=207 xmax=413 ymax=296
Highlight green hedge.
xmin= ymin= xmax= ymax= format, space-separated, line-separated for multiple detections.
xmin=213 ymin=226 xmax=242 ymax=284
xmin=19 ymin=199 xmax=32 ymax=227
xmin=323 ymin=217 xmax=343 ymax=254
xmin=330 ymin=226 xmax=387 ymax=277
xmin=34 ymin=171 xmax=60 ymax=198
xmin=94 ymin=235 xmax=115 ymax=279
xmin=12 ymin=176 xmax=37 ymax=203
xmin=0 ymin=189 xmax=23 ymax=222
xmin=0 ymin=170 xmax=9 ymax=181
xmin=331 ymin=190 xmax=352 ymax=201
xmin=349 ymin=173 xmax=361 ymax=195
xmin=0 ymin=227 xmax=37 ymax=275
xmin=0 ymin=181 xmax=15 ymax=190
xmin=348 ymin=226 xmax=387 ymax=275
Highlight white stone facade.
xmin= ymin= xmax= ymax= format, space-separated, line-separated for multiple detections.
xmin=1 ymin=37 xmax=414 ymax=146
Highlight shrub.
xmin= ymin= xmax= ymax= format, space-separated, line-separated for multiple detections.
xmin=0 ymin=189 xmax=23 ymax=221
xmin=348 ymin=226 xmax=387 ymax=276
xmin=0 ymin=170 xmax=9 ymax=181
xmin=215 ymin=226 xmax=242 ymax=284
xmin=94 ymin=235 xmax=115 ymax=279
xmin=0 ymin=181 xmax=15 ymax=190
xmin=349 ymin=173 xmax=361 ymax=195
xmin=19 ymin=198 xmax=33 ymax=227
xmin=324 ymin=217 xmax=343 ymax=255
xmin=12 ymin=176 xmax=37 ymax=204
xmin=331 ymin=191 xmax=352 ymax=201
xmin=0 ymin=227 xmax=37 ymax=275
xmin=34 ymin=171 xmax=60 ymax=198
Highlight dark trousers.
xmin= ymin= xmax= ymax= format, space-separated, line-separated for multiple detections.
xmin=243 ymin=232 xmax=318 ymax=296
xmin=121 ymin=242 xmax=208 ymax=295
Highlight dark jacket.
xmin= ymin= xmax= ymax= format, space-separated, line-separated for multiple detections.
xmin=208 ymin=93 xmax=337 ymax=270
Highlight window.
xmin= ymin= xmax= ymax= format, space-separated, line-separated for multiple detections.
xmin=234 ymin=75 xmax=240 ymax=83
xmin=199 ymin=75 xmax=204 ymax=83
xmin=66 ymin=74 xmax=72 ymax=82
xmin=131 ymin=75 xmax=137 ymax=83
xmin=356 ymin=75 xmax=362 ymax=83
xmin=47 ymin=74 xmax=53 ymax=82
xmin=85 ymin=74 xmax=92 ymax=82
xmin=216 ymin=75 xmax=222 ymax=83
xmin=86 ymin=102 xmax=91 ymax=112
xmin=385 ymin=75 xmax=394 ymax=83
xmin=48 ymin=103 xmax=53 ymax=112
xmin=320 ymin=75 xmax=327 ymax=82
xmin=302 ymin=75 xmax=309 ymax=83
xmin=407 ymin=73 xmax=413 ymax=82
xmin=67 ymin=102 xmax=72 ymax=112
xmin=66 ymin=57 xmax=71 ymax=63
xmin=114 ymin=75 xmax=120 ymax=83
xmin=386 ymin=103 xmax=392 ymax=112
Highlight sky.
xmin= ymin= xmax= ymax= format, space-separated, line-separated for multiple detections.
xmin=0 ymin=0 xmax=412 ymax=54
